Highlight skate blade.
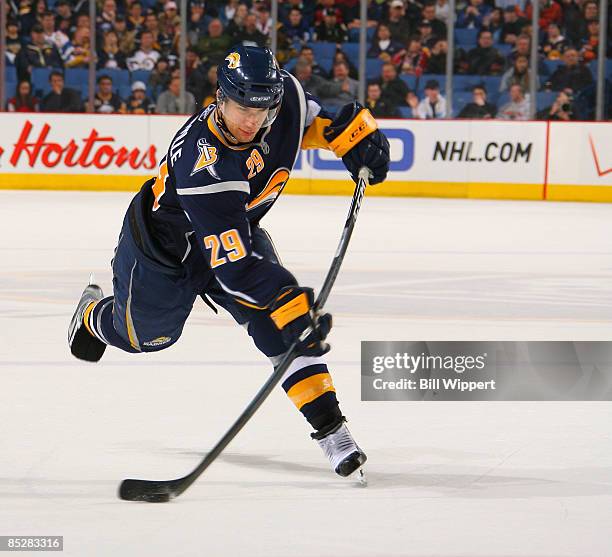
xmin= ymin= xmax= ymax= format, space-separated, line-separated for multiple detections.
xmin=354 ymin=468 xmax=367 ymax=487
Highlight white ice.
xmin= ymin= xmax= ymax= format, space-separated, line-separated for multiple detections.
xmin=1 ymin=190 xmax=611 ymax=557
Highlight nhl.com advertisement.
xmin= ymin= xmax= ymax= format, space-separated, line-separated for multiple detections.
xmin=1 ymin=106 xmax=611 ymax=557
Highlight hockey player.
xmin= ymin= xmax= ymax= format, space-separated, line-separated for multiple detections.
xmin=68 ymin=46 xmax=390 ymax=478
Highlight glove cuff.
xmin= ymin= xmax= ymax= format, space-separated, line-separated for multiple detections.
xmin=324 ymin=102 xmax=378 ymax=158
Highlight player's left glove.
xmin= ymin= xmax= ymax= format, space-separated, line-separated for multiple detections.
xmin=324 ymin=101 xmax=390 ymax=185
xmin=269 ymin=286 xmax=332 ymax=357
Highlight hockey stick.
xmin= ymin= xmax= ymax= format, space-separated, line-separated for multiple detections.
xmin=118 ymin=167 xmax=370 ymax=502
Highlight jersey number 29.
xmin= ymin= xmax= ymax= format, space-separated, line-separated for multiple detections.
xmin=204 ymin=229 xmax=246 ymax=268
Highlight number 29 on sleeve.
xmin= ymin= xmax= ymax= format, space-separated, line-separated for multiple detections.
xmin=203 ymin=229 xmax=247 ymax=268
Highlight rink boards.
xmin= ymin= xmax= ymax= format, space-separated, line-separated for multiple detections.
xmin=0 ymin=113 xmax=610 ymax=202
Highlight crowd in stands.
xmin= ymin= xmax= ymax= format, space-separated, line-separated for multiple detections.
xmin=3 ymin=0 xmax=610 ymax=119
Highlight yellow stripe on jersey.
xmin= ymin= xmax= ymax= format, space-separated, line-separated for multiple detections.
xmin=234 ymin=298 xmax=268 ymax=310
xmin=328 ymin=109 xmax=378 ymax=158
xmin=301 ymin=116 xmax=333 ymax=151
xmin=269 ymin=291 xmax=309 ymax=330
xmin=286 ymin=373 xmax=336 ymax=410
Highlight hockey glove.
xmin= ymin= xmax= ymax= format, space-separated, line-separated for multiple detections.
xmin=269 ymin=286 xmax=332 ymax=357
xmin=323 ymin=101 xmax=390 ymax=185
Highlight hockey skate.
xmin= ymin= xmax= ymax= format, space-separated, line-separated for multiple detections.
xmin=313 ymin=418 xmax=367 ymax=479
xmin=68 ymin=281 xmax=106 ymax=362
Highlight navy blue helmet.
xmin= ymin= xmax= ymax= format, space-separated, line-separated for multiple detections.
xmin=217 ymin=46 xmax=284 ymax=122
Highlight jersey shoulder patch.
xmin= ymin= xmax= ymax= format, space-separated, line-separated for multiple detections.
xmin=169 ymin=106 xmax=249 ymax=196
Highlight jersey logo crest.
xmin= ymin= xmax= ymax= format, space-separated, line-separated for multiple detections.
xmin=191 ymin=139 xmax=219 ymax=177
xmin=225 ymin=52 xmax=240 ymax=69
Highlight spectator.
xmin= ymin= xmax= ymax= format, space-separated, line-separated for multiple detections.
xmin=408 ymin=79 xmax=447 ymax=118
xmin=114 ymin=16 xmax=136 ymax=56
xmin=220 ymin=0 xmax=240 ymax=25
xmin=65 ymin=26 xmax=91 ymax=68
xmin=156 ymin=75 xmax=197 ymax=114
xmin=298 ymin=46 xmax=330 ymax=79
xmin=365 ymin=82 xmax=400 ymax=117
xmin=55 ymin=0 xmax=76 ymax=38
xmin=457 ymin=84 xmax=497 ymax=118
xmin=395 ymin=36 xmax=429 ymax=75
xmin=150 ymin=57 xmax=171 ymax=98
xmin=425 ymin=38 xmax=447 ymax=74
xmin=580 ymin=19 xmax=600 ymax=63
xmin=40 ymin=70 xmax=83 ymax=112
xmin=368 ymin=23 xmax=404 ymax=61
xmin=128 ymin=29 xmax=161 ymax=71
xmin=536 ymin=90 xmax=576 ymax=120
xmin=282 ymin=0 xmax=315 ymax=27
xmin=16 ymin=24 xmax=64 ymax=82
xmin=384 ymin=0 xmax=412 ymax=44
xmin=7 ymin=80 xmax=40 ymax=112
xmin=456 ymin=0 xmax=492 ymax=29
xmin=346 ymin=0 xmax=381 ymax=31
xmin=254 ymin=4 xmax=273 ymax=36
xmin=159 ymin=1 xmax=181 ymax=31
xmin=283 ymin=7 xmax=311 ymax=43
xmin=226 ymin=3 xmax=249 ymax=39
xmin=421 ymin=2 xmax=447 ymax=40
xmin=499 ymin=54 xmax=538 ymax=93
xmin=541 ymin=22 xmax=569 ymax=59
xmin=417 ymin=20 xmax=435 ymax=48
xmin=546 ymin=47 xmax=593 ymax=93
xmin=5 ymin=20 xmax=22 ymax=65
xmin=143 ymin=13 xmax=173 ymax=58
xmin=314 ymin=0 xmax=343 ymax=25
xmin=560 ymin=0 xmax=581 ymax=42
xmin=20 ymin=0 xmax=48 ymax=36
xmin=497 ymin=83 xmax=530 ymax=120
xmin=500 ymin=6 xmax=527 ymax=45
xmin=483 ymin=8 xmax=504 ymax=41
xmin=235 ymin=12 xmax=268 ymax=46
xmin=188 ymin=1 xmax=212 ymax=43
xmin=197 ymin=19 xmax=233 ymax=64
xmin=90 ymin=74 xmax=126 ymax=113
xmin=97 ymin=0 xmax=117 ymax=35
xmin=565 ymin=0 xmax=597 ymax=44
xmin=377 ymin=62 xmax=411 ymax=107
xmin=333 ymin=50 xmax=358 ymax=80
xmin=201 ymin=64 xmax=219 ymax=107
xmin=465 ymin=30 xmax=505 ymax=75
xmin=97 ymin=30 xmax=128 ymax=70
xmin=293 ymin=59 xmax=339 ymax=99
xmin=524 ymin=0 xmax=562 ymax=30
xmin=126 ymin=1 xmax=145 ymax=32
xmin=126 ymin=81 xmax=156 ymax=113
xmin=507 ymin=34 xmax=547 ymax=74
xmin=41 ymin=10 xmax=71 ymax=63
xmin=320 ymin=61 xmax=358 ymax=109
xmin=435 ymin=0 xmax=451 ymax=24
xmin=314 ymin=8 xmax=348 ymax=43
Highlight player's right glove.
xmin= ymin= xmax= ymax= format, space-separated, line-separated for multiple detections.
xmin=324 ymin=101 xmax=390 ymax=185
xmin=269 ymin=286 xmax=332 ymax=357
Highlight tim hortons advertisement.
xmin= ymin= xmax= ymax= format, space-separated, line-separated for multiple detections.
xmin=0 ymin=113 xmax=610 ymax=201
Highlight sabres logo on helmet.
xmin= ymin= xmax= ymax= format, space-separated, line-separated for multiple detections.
xmin=225 ymin=52 xmax=241 ymax=69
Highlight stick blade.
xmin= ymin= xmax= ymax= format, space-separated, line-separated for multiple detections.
xmin=119 ymin=479 xmax=175 ymax=503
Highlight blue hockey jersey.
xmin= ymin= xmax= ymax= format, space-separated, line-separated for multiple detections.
xmin=132 ymin=71 xmax=338 ymax=308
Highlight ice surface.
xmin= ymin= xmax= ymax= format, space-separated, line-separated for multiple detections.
xmin=1 ymin=191 xmax=611 ymax=556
